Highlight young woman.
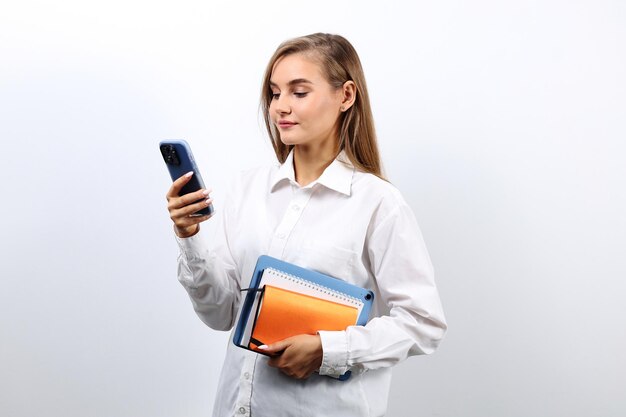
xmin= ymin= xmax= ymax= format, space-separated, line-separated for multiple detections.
xmin=166 ymin=33 xmax=446 ymax=417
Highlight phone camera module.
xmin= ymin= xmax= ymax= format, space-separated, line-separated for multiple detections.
xmin=161 ymin=145 xmax=181 ymax=166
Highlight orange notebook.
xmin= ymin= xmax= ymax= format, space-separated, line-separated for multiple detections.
xmin=249 ymin=285 xmax=359 ymax=351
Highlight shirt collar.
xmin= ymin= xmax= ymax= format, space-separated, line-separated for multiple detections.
xmin=270 ymin=149 xmax=354 ymax=196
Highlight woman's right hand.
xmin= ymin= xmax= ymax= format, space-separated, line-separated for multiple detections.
xmin=166 ymin=172 xmax=214 ymax=238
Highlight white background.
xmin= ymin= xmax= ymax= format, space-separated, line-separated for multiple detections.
xmin=1 ymin=1 xmax=625 ymax=416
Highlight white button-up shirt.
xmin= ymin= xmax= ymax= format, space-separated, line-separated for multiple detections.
xmin=176 ymin=151 xmax=447 ymax=417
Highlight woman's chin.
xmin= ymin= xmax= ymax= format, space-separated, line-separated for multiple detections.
xmin=279 ymin=136 xmax=300 ymax=146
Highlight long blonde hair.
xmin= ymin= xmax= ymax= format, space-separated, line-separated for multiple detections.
xmin=261 ymin=33 xmax=384 ymax=178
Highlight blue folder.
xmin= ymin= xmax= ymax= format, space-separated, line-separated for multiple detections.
xmin=233 ymin=255 xmax=375 ymax=381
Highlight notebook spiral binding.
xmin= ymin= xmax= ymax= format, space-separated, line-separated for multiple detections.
xmin=265 ymin=267 xmax=362 ymax=307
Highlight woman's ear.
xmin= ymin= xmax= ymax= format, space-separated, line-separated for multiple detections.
xmin=340 ymin=81 xmax=357 ymax=112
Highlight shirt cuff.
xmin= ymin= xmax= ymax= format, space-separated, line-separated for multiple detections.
xmin=175 ymin=229 xmax=208 ymax=262
xmin=318 ymin=330 xmax=349 ymax=377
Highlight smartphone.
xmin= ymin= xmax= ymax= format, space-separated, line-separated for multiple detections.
xmin=159 ymin=139 xmax=214 ymax=216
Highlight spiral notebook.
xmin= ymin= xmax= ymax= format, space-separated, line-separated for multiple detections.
xmin=233 ymin=255 xmax=374 ymax=380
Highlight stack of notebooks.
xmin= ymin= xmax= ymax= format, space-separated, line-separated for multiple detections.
xmin=233 ymin=255 xmax=374 ymax=380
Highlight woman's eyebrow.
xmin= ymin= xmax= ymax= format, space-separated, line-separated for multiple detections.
xmin=269 ymin=78 xmax=314 ymax=87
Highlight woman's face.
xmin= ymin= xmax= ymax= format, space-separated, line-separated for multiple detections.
xmin=269 ymin=53 xmax=344 ymax=150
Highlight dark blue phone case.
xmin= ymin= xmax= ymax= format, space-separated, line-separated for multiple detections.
xmin=159 ymin=139 xmax=214 ymax=216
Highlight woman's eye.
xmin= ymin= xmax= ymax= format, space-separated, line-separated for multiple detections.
xmin=294 ymin=92 xmax=308 ymax=98
xmin=271 ymin=93 xmax=280 ymax=100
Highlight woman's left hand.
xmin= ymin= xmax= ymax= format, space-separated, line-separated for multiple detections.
xmin=260 ymin=334 xmax=323 ymax=379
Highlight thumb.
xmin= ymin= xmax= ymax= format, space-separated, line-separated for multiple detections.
xmin=259 ymin=338 xmax=291 ymax=355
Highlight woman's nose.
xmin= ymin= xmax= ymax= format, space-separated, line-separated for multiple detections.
xmin=274 ymin=95 xmax=291 ymax=114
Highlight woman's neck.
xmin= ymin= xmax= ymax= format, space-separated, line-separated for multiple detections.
xmin=293 ymin=142 xmax=339 ymax=187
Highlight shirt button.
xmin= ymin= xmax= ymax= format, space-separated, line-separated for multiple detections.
xmin=244 ymin=372 xmax=250 ymax=379
xmin=292 ymin=204 xmax=300 ymax=211
xmin=276 ymin=233 xmax=285 ymax=239
xmin=239 ymin=406 xmax=246 ymax=414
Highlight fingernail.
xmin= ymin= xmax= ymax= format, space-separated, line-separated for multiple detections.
xmin=205 ymin=199 xmax=212 ymax=205
xmin=185 ymin=171 xmax=193 ymax=177
xmin=202 ymin=189 xmax=210 ymax=196
xmin=258 ymin=345 xmax=268 ymax=350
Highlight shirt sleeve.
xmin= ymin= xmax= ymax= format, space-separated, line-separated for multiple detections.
xmin=318 ymin=202 xmax=447 ymax=377
xmin=175 ymin=191 xmax=242 ymax=331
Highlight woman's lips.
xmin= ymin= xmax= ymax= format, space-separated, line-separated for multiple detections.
xmin=278 ymin=121 xmax=297 ymax=129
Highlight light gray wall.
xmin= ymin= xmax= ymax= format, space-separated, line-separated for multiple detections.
xmin=1 ymin=1 xmax=624 ymax=416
